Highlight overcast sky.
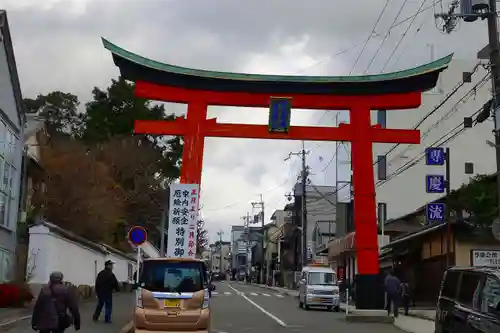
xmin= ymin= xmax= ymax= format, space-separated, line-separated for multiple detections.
xmin=4 ymin=0 xmax=489 ymax=242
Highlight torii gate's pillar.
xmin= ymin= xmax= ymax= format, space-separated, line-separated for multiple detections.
xmin=181 ymin=102 xmax=207 ymax=185
xmin=350 ymin=106 xmax=381 ymax=310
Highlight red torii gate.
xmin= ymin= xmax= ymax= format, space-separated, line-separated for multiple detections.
xmin=103 ymin=38 xmax=451 ymax=309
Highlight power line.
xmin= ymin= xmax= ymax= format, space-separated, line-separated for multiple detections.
xmin=381 ymin=0 xmax=430 ymax=72
xmin=312 ymin=1 xmax=442 ymax=151
xmin=349 ymin=0 xmax=392 ymax=75
xmin=364 ymin=0 xmax=411 ymax=73
xmin=377 ymin=105 xmax=484 ymax=187
xmin=390 ymin=71 xmax=489 ymax=164
xmin=379 ymin=63 xmax=483 ymax=165
xmin=296 ymin=1 xmax=442 ymax=76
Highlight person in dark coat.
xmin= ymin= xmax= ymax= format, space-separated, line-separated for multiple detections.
xmin=384 ymin=270 xmax=402 ymax=317
xmin=401 ymin=279 xmax=411 ymax=316
xmin=31 ymin=271 xmax=81 ymax=333
xmin=93 ymin=260 xmax=120 ymax=323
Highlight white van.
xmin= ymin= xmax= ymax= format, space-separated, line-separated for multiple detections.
xmin=298 ymin=264 xmax=340 ymax=311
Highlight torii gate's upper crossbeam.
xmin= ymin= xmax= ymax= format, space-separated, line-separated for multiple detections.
xmin=135 ymin=118 xmax=420 ymax=144
xmin=136 ymin=81 xmax=422 ymax=110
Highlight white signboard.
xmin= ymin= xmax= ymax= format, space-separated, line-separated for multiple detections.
xmin=471 ymin=250 xmax=500 ymax=268
xmin=166 ymin=184 xmax=200 ymax=258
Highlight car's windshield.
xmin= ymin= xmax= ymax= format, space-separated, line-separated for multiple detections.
xmin=308 ymin=272 xmax=336 ymax=285
xmin=139 ymin=260 xmax=206 ymax=293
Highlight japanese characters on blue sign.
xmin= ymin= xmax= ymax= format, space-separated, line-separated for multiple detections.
xmin=425 ymin=147 xmax=445 ymax=166
xmin=426 ymin=203 xmax=445 ymax=224
xmin=166 ymin=184 xmax=199 ymax=258
xmin=268 ymin=97 xmax=291 ymax=133
xmin=426 ymin=174 xmax=445 ymax=193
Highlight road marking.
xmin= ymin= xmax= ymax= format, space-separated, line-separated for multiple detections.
xmin=275 ymin=294 xmax=284 ymax=298
xmin=0 ymin=315 xmax=31 ymax=328
xmin=224 ymin=291 xmax=231 ymax=295
xmin=262 ymin=293 xmax=270 ymax=297
xmin=212 ymin=291 xmax=219 ymax=295
xmin=250 ymin=292 xmax=258 ymax=296
xmin=228 ymin=284 xmax=286 ymax=327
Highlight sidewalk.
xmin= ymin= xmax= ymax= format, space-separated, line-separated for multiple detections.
xmin=339 ymin=302 xmax=435 ymax=333
xmin=0 ymin=292 xmax=135 ymax=333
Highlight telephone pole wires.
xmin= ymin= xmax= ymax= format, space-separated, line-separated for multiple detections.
xmin=241 ymin=212 xmax=251 ymax=282
xmin=285 ymin=141 xmax=310 ymax=267
xmin=435 ymin=0 xmax=500 ymax=234
xmin=217 ymin=230 xmax=224 ymax=273
xmin=251 ymin=194 xmax=265 ymax=283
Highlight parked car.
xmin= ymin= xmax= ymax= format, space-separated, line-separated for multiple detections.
xmin=435 ymin=266 xmax=500 ymax=333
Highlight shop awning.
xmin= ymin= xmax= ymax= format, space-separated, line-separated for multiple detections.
xmin=327 ymin=232 xmax=356 ymax=258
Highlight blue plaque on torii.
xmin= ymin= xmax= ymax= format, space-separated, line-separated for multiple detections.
xmin=269 ymin=97 xmax=291 ymax=133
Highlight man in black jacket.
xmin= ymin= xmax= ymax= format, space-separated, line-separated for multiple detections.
xmin=93 ymin=260 xmax=120 ymax=323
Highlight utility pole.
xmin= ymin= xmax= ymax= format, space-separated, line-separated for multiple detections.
xmin=445 ymin=148 xmax=452 ymax=267
xmin=217 ymin=231 xmax=224 ymax=273
xmin=436 ymin=0 xmax=500 ymax=228
xmin=285 ymin=141 xmax=309 ymax=268
xmin=241 ymin=213 xmax=251 ymax=283
xmin=251 ymin=195 xmax=265 ymax=284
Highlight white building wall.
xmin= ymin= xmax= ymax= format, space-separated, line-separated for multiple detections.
xmin=373 ymin=58 xmax=494 ymax=220
xmin=0 ymin=15 xmax=23 ymax=282
xmin=27 ymin=225 xmax=136 ymax=286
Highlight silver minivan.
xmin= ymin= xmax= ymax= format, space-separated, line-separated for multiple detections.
xmin=298 ymin=265 xmax=340 ymax=311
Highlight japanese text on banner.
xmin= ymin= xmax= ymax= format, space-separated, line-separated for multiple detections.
xmin=166 ymin=184 xmax=199 ymax=258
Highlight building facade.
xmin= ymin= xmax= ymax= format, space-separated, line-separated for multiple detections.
xmin=208 ymin=241 xmax=231 ymax=273
xmin=293 ymin=184 xmax=336 ymax=262
xmin=230 ymin=225 xmax=247 ymax=275
xmin=0 ymin=11 xmax=25 ymax=283
xmin=373 ymin=58 xmax=493 ymax=222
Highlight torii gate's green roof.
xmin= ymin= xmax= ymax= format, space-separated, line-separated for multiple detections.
xmin=102 ymin=37 xmax=452 ymax=95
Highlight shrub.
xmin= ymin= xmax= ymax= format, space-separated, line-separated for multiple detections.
xmin=0 ymin=283 xmax=34 ymax=307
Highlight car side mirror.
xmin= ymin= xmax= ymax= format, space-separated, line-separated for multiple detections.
xmin=300 ymin=279 xmax=306 ymax=284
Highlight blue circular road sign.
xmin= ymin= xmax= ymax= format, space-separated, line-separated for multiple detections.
xmin=128 ymin=226 xmax=147 ymax=246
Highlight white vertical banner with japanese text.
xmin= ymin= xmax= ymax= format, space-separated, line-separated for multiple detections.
xmin=166 ymin=183 xmax=200 ymax=258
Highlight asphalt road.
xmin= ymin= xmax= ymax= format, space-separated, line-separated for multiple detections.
xmin=211 ymin=282 xmax=405 ymax=333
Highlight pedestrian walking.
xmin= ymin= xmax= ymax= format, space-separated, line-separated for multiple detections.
xmin=384 ymin=270 xmax=402 ymax=317
xmin=31 ymin=271 xmax=81 ymax=333
xmin=93 ymin=260 xmax=120 ymax=323
xmin=401 ymin=279 xmax=410 ymax=316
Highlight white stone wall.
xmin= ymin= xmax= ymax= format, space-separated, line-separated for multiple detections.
xmin=27 ymin=225 xmax=137 ymax=286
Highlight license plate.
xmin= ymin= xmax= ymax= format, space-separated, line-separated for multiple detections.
xmin=312 ymin=298 xmax=321 ymax=302
xmin=164 ymin=299 xmax=180 ymax=308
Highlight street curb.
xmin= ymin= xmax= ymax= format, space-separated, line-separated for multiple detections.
xmin=119 ymin=321 xmax=134 ymax=333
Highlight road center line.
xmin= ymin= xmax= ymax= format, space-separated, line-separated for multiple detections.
xmin=228 ymin=284 xmax=286 ymax=327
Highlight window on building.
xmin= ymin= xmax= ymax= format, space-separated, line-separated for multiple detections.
xmin=377 ymin=202 xmax=387 ymax=226
xmin=377 ymin=155 xmax=387 ymax=181
xmin=0 ymin=122 xmax=19 ymax=229
xmin=128 ymin=263 xmax=133 ymax=280
xmin=377 ymin=110 xmax=387 ymax=128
